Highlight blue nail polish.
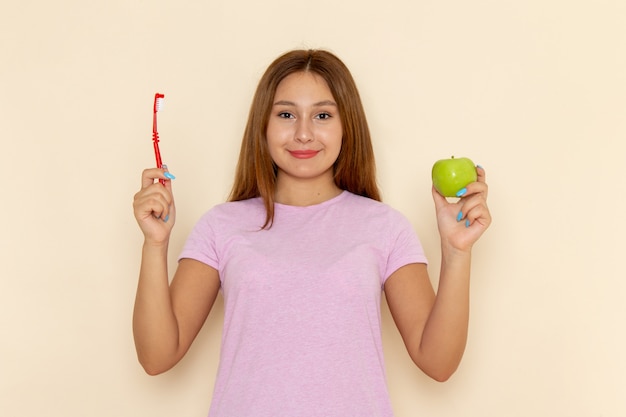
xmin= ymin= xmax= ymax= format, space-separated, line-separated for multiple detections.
xmin=456 ymin=188 xmax=467 ymax=197
xmin=164 ymin=172 xmax=176 ymax=180
xmin=476 ymin=164 xmax=483 ymax=169
xmin=465 ymin=219 xmax=470 ymax=228
xmin=457 ymin=211 xmax=463 ymax=222
xmin=163 ymin=214 xmax=169 ymax=222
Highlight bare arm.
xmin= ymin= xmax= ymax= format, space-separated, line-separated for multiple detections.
xmin=385 ymin=166 xmax=491 ymax=382
xmin=385 ymin=256 xmax=470 ymax=382
xmin=133 ymin=256 xmax=220 ymax=375
xmin=132 ymin=168 xmax=220 ymax=375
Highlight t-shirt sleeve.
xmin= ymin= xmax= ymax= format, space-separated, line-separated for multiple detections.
xmin=382 ymin=210 xmax=428 ymax=283
xmin=177 ymin=210 xmax=220 ymax=271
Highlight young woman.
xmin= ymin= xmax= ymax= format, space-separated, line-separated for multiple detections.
xmin=133 ymin=49 xmax=491 ymax=417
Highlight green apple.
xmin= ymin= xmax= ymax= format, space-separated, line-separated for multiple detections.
xmin=432 ymin=156 xmax=477 ymax=197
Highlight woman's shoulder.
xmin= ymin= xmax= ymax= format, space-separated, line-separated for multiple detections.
xmin=341 ymin=191 xmax=415 ymax=227
xmin=197 ymin=197 xmax=265 ymax=225
xmin=342 ymin=191 xmax=400 ymax=215
xmin=214 ymin=197 xmax=263 ymax=211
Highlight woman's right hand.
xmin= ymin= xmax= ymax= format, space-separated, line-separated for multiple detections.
xmin=133 ymin=168 xmax=176 ymax=244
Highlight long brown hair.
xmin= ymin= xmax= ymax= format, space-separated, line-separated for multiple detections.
xmin=228 ymin=49 xmax=381 ymax=228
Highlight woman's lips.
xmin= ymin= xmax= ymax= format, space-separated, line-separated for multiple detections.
xmin=288 ymin=150 xmax=320 ymax=159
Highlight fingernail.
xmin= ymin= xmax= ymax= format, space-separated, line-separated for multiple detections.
xmin=465 ymin=219 xmax=470 ymax=228
xmin=163 ymin=214 xmax=169 ymax=222
xmin=456 ymin=188 xmax=467 ymax=197
xmin=476 ymin=164 xmax=483 ymax=169
xmin=457 ymin=211 xmax=463 ymax=222
xmin=164 ymin=172 xmax=176 ymax=180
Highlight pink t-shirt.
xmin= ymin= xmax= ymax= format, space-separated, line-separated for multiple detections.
xmin=179 ymin=191 xmax=427 ymax=417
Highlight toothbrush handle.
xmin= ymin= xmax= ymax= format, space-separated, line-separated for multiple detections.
xmin=153 ymin=132 xmax=165 ymax=185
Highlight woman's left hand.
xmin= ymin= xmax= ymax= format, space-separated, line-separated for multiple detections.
xmin=432 ymin=165 xmax=492 ymax=253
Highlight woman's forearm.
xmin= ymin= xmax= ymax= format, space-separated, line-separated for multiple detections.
xmin=418 ymin=248 xmax=472 ymax=381
xmin=132 ymin=241 xmax=181 ymax=375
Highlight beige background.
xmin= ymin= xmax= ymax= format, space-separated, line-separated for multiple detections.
xmin=2 ymin=0 xmax=624 ymax=416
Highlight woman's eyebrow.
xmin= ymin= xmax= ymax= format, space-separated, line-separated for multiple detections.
xmin=273 ymin=100 xmax=337 ymax=107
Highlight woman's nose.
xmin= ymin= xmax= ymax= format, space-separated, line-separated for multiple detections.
xmin=294 ymin=119 xmax=313 ymax=143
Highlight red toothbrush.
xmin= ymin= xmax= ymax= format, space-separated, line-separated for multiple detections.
xmin=152 ymin=93 xmax=165 ymax=185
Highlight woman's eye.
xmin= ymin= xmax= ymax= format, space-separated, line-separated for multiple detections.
xmin=316 ymin=112 xmax=331 ymax=120
xmin=278 ymin=112 xmax=294 ymax=119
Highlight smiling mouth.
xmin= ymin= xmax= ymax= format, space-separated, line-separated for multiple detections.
xmin=288 ymin=150 xmax=320 ymax=159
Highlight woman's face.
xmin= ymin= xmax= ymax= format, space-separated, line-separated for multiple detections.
xmin=266 ymin=71 xmax=343 ymax=186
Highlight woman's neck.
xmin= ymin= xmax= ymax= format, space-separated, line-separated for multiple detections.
xmin=274 ymin=174 xmax=342 ymax=207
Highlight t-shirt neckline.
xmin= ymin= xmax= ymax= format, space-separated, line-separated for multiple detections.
xmin=274 ymin=190 xmax=348 ymax=211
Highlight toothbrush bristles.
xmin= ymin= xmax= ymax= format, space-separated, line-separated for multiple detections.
xmin=155 ymin=97 xmax=164 ymax=112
